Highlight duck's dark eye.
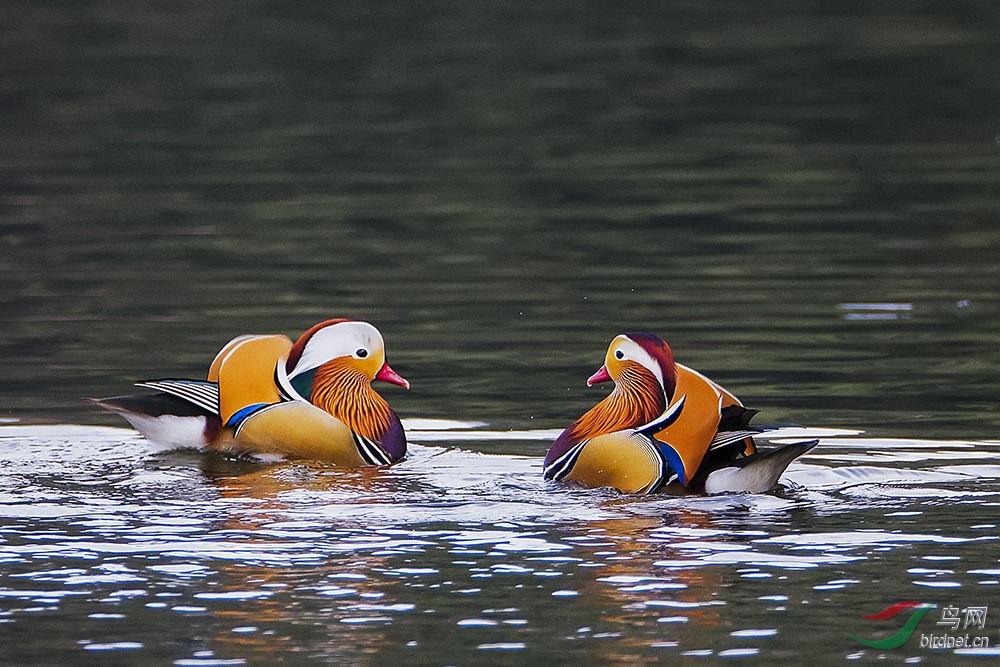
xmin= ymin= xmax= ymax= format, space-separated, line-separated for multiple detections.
xmin=356 ymin=348 xmax=368 ymax=358
xmin=615 ymin=350 xmax=624 ymax=360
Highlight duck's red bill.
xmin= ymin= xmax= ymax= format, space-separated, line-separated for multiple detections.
xmin=587 ymin=365 xmax=612 ymax=386
xmin=376 ymin=362 xmax=410 ymax=389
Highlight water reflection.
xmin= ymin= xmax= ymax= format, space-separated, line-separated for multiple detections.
xmin=2 ymin=425 xmax=1000 ymax=663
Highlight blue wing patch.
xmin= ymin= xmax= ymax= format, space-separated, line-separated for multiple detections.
xmin=225 ymin=402 xmax=272 ymax=428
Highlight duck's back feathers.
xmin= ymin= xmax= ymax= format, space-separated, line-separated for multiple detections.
xmin=134 ymin=379 xmax=220 ymax=415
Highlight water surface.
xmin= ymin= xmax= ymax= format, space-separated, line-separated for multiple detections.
xmin=2 ymin=424 xmax=999 ymax=665
xmin=2 ymin=0 xmax=1000 ymax=664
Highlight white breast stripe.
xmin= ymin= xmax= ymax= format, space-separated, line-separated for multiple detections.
xmin=353 ymin=432 xmax=391 ymax=466
xmin=543 ymin=441 xmax=586 ymax=481
xmin=637 ymin=395 xmax=686 ymax=435
xmin=274 ymin=360 xmax=307 ymax=402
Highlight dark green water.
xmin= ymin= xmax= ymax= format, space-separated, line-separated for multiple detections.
xmin=2 ymin=1 xmax=1000 ymax=665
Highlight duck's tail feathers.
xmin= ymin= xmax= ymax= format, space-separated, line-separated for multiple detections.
xmin=702 ymin=440 xmax=818 ymax=495
xmin=87 ymin=393 xmax=222 ymax=450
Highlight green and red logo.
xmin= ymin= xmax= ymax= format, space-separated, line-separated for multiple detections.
xmin=846 ymin=600 xmax=936 ymax=649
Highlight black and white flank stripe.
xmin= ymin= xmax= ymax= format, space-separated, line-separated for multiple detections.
xmin=353 ymin=432 xmax=392 ymax=466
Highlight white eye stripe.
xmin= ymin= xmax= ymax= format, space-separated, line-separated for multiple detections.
xmin=288 ymin=322 xmax=384 ymax=378
xmin=613 ymin=336 xmax=665 ymax=388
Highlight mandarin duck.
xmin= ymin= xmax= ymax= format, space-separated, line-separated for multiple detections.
xmin=92 ymin=319 xmax=409 ymax=465
xmin=543 ymin=332 xmax=815 ymax=494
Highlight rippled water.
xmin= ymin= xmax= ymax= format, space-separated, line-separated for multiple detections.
xmin=4 ymin=0 xmax=1000 ymax=664
xmin=2 ymin=424 xmax=999 ymax=665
